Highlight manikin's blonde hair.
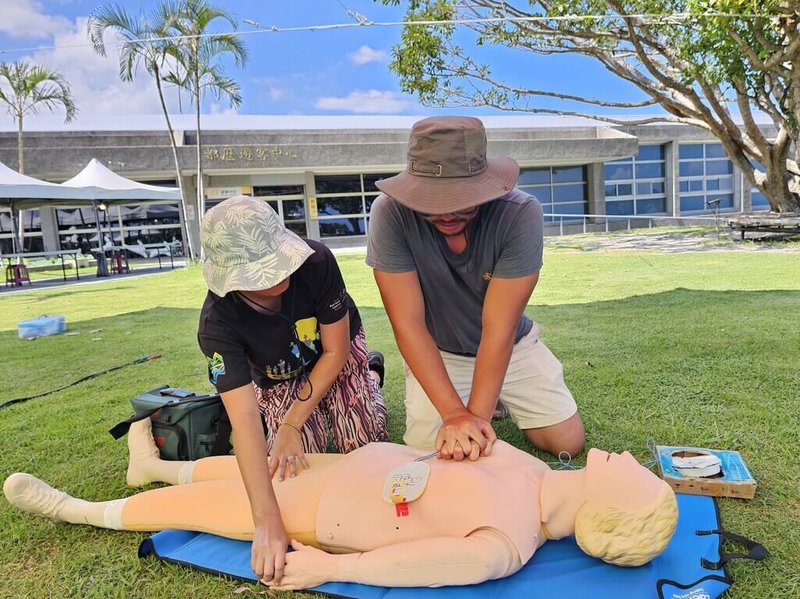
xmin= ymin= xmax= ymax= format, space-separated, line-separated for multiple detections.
xmin=574 ymin=483 xmax=678 ymax=566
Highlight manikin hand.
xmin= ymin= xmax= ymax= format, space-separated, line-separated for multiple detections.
xmin=253 ymin=513 xmax=289 ymax=585
xmin=269 ymin=425 xmax=310 ymax=481
xmin=436 ymin=411 xmax=496 ymax=461
xmin=264 ymin=539 xmax=338 ymax=590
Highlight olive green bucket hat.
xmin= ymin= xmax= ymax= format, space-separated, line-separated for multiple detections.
xmin=201 ymin=195 xmax=313 ymax=296
xmin=375 ymin=116 xmax=519 ymax=214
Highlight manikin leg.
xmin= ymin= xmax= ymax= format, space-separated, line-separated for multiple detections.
xmin=4 ymin=419 xmax=340 ymax=543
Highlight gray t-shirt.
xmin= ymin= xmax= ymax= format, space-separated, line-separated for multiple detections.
xmin=366 ymin=189 xmax=543 ymax=355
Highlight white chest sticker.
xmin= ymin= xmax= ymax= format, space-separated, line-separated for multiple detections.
xmin=382 ymin=461 xmax=431 ymax=505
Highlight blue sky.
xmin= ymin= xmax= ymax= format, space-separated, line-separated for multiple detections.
xmin=0 ymin=0 xmax=647 ymax=130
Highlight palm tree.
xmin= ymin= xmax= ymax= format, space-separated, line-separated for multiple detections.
xmin=164 ymin=0 xmax=247 ymax=228
xmin=0 ymin=60 xmax=77 ymax=252
xmin=0 ymin=60 xmax=77 ymax=174
xmin=88 ymin=1 xmax=197 ymax=260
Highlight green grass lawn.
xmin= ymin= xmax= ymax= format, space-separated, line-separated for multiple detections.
xmin=1 ymin=248 xmax=799 ymax=598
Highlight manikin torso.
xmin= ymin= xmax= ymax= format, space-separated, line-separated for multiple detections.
xmin=305 ymin=441 xmax=569 ymax=563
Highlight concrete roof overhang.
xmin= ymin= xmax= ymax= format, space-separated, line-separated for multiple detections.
xmin=0 ymin=121 xmax=639 ymax=179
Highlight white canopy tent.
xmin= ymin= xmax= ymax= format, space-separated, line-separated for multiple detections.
xmin=60 ymin=159 xmax=182 ymax=275
xmin=1 ymin=159 xmax=183 ymax=275
xmin=0 ymin=160 xmax=90 ymax=254
xmin=60 ymin=158 xmax=181 ymax=203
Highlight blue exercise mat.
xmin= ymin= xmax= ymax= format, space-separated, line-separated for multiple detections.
xmin=139 ymin=494 xmax=734 ymax=599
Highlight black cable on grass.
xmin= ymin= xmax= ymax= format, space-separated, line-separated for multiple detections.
xmin=0 ymin=354 xmax=161 ymax=410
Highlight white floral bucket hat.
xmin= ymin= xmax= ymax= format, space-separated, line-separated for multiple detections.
xmin=201 ymin=195 xmax=313 ymax=296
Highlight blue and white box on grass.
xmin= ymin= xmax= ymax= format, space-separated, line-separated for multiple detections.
xmin=17 ymin=315 xmax=66 ymax=339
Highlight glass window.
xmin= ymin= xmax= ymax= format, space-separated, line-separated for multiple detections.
xmin=679 ymin=144 xmax=703 ymax=159
xmin=363 ymin=173 xmax=399 ymax=193
xmin=518 ymin=168 xmax=551 ymax=185
xmin=639 ymin=181 xmax=665 ymax=195
xmin=552 ymin=183 xmax=586 ymax=203
xmin=285 ymin=222 xmax=306 ymax=237
xmin=553 ymin=166 xmax=584 ymax=184
xmin=253 ymin=185 xmax=304 ymax=196
xmin=680 ymin=195 xmax=707 ymax=211
xmin=636 ymin=198 xmax=666 ymax=214
xmin=604 ymin=164 xmax=633 ymax=180
xmin=617 ymin=183 xmax=633 ymax=196
xmin=706 ymin=159 xmax=733 ymax=175
xmin=716 ymin=193 xmax=734 ymax=209
xmin=554 ymin=201 xmax=588 ymax=215
xmin=528 ymin=187 xmax=551 ymax=204
xmin=319 ymin=217 xmax=366 ymax=237
xmin=315 ymin=175 xmax=362 ymax=194
xmin=689 ymin=180 xmax=704 ymax=192
xmin=636 ymin=144 xmax=664 ymax=160
xmin=606 ymin=200 xmax=635 ymax=215
xmin=679 ymin=161 xmax=704 ymax=177
xmin=751 ymin=191 xmax=769 ymax=208
xmin=635 ymin=163 xmax=665 ymax=178
xmin=605 ymin=184 xmax=617 ymax=197
xmin=283 ymin=200 xmax=305 ymax=220
xmin=705 ymin=143 xmax=726 ymax=158
xmin=317 ymin=197 xmax=364 ymax=216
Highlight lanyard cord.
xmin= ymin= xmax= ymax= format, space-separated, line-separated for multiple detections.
xmin=236 ymin=286 xmax=315 ymax=401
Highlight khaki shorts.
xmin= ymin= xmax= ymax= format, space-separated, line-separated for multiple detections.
xmin=403 ymin=324 xmax=578 ymax=450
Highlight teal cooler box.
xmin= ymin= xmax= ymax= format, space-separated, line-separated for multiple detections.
xmin=17 ymin=315 xmax=66 ymax=339
xmin=122 ymin=385 xmax=232 ymax=461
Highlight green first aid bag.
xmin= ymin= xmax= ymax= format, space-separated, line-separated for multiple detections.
xmin=110 ymin=385 xmax=232 ymax=461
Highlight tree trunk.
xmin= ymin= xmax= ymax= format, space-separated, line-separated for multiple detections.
xmin=17 ymin=111 xmax=24 ymax=174
xmin=16 ymin=111 xmax=25 ymax=253
xmin=762 ymin=152 xmax=800 ymax=213
xmin=194 ymin=63 xmax=205 ymax=259
xmin=154 ymin=72 xmax=196 ymax=261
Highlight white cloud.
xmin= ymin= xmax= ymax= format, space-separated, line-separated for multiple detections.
xmin=315 ymin=90 xmax=411 ymax=114
xmin=269 ymin=87 xmax=286 ymax=101
xmin=348 ymin=45 xmax=387 ymax=65
xmin=209 ymin=102 xmax=238 ymax=115
xmin=0 ymin=15 xmax=184 ymax=130
xmin=0 ymin=0 xmax=72 ymax=39
xmin=37 ymin=18 xmax=173 ymax=115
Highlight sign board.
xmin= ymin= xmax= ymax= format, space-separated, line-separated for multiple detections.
xmin=205 ymin=186 xmax=253 ymax=199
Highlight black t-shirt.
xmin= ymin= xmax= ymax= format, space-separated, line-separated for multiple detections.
xmin=197 ymin=239 xmax=362 ymax=393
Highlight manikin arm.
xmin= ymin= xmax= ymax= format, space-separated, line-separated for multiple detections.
xmin=268 ymin=528 xmax=522 ymax=590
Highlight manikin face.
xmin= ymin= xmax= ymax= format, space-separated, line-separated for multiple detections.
xmin=584 ymin=449 xmax=668 ymax=512
xmin=417 ymin=206 xmax=479 ymax=237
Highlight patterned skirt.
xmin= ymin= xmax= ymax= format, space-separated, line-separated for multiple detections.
xmin=254 ymin=327 xmax=388 ymax=453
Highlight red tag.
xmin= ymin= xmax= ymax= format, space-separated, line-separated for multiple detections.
xmin=395 ymin=502 xmax=409 ymax=517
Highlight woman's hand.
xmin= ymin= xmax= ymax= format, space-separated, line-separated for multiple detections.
xmin=269 ymin=423 xmax=310 ymax=481
xmin=252 ymin=513 xmax=289 ymax=585
xmin=263 ymin=539 xmax=338 ymax=590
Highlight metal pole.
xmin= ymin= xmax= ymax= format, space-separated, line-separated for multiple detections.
xmin=9 ymin=206 xmax=20 ymax=255
xmin=91 ymin=200 xmax=109 ymax=277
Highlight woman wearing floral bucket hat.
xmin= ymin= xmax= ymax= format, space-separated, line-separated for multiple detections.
xmin=197 ymin=195 xmax=388 ymax=583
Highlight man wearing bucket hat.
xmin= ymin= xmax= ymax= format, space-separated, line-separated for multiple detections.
xmin=367 ymin=116 xmax=584 ymax=462
xmin=198 ymin=196 xmax=388 ymax=582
